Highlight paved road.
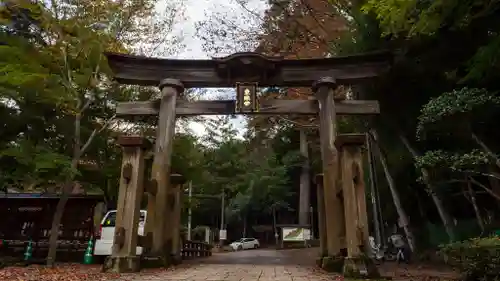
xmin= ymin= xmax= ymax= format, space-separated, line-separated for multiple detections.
xmin=118 ymin=248 xmax=338 ymax=281
xmin=195 ymin=248 xmax=318 ymax=265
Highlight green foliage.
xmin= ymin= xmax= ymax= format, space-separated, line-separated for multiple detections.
xmin=416 ymin=87 xmax=500 ymax=139
xmin=0 ymin=140 xmax=77 ymax=191
xmin=361 ymin=0 xmax=418 ymax=36
xmin=0 ymin=0 xmax=184 ymax=199
xmin=440 ymin=237 xmax=500 ymax=280
xmin=362 ymin=0 xmax=500 ymax=83
xmin=185 ymin=115 xmax=298 ymax=228
xmin=415 ymin=149 xmax=490 ymax=171
xmin=361 ymin=0 xmax=495 ymax=37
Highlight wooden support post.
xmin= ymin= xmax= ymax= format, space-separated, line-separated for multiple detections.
xmin=170 ymin=174 xmax=185 ymax=264
xmin=353 ymin=150 xmax=370 ymax=256
xmin=314 ymin=174 xmax=327 ymax=258
xmin=103 ymin=136 xmax=150 ymax=273
xmin=298 ymin=129 xmax=311 ymax=226
xmin=313 ymin=77 xmax=345 ymax=272
xmin=339 ymin=143 xmax=361 ymax=258
xmin=337 ymin=149 xmax=347 ymax=252
xmin=116 ymin=99 xmax=380 ymax=117
xmin=144 ymin=78 xmax=183 ymax=267
xmin=336 ymin=134 xmax=379 ymax=278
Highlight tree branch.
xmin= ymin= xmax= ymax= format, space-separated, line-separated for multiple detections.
xmin=276 ymin=116 xmax=318 ymax=128
xmin=471 ymin=131 xmax=500 ymax=168
xmin=461 ymin=170 xmax=500 ymax=180
xmin=80 ymin=97 xmax=93 ymax=112
xmin=468 ymin=176 xmax=500 ymax=201
xmin=79 ymin=114 xmax=117 ymax=158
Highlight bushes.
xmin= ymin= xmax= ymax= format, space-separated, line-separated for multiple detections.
xmin=440 ymin=237 xmax=500 ymax=281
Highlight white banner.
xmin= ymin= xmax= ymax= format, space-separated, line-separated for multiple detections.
xmin=219 ymin=229 xmax=227 ymax=240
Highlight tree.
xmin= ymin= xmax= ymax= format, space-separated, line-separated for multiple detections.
xmin=416 ymin=87 xmax=500 ymax=204
xmin=370 ymin=130 xmax=417 ymax=251
xmin=362 ymin=0 xmax=500 ymax=84
xmin=0 ymin=0 xmax=186 ymax=265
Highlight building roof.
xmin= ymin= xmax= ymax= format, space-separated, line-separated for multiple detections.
xmin=0 ymin=192 xmax=104 ymax=200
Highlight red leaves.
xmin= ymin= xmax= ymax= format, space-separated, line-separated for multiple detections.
xmin=0 ymin=264 xmax=118 ymax=281
xmin=0 ymin=263 xmax=184 ymax=281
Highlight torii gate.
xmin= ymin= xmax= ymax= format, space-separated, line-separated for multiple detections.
xmin=103 ymin=51 xmax=390 ymax=275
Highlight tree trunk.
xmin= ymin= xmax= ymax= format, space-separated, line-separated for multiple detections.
xmin=47 ymin=108 xmax=84 ymax=267
xmin=399 ymin=134 xmax=456 ymax=242
xmin=466 ymin=176 xmax=484 ymax=233
xmin=46 ymin=160 xmax=78 ymax=267
xmin=47 ymin=103 xmax=106 ymax=266
xmin=469 ymin=176 xmax=500 ymax=201
xmin=369 ymin=130 xmax=417 ymax=252
xmin=298 ymin=129 xmax=311 ymax=225
xmin=487 ymin=166 xmax=500 ymax=198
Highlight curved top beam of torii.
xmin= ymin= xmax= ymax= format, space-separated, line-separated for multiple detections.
xmin=104 ymin=50 xmax=392 ymax=88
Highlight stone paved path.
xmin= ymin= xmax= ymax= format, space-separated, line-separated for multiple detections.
xmin=115 ymin=249 xmax=340 ymax=281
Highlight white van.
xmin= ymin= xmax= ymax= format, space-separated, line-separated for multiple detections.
xmin=93 ymin=210 xmax=147 ymax=257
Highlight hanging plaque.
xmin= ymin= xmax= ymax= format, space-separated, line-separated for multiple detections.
xmin=235 ymin=82 xmax=258 ymax=113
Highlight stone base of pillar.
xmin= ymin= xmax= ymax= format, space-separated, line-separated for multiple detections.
xmin=320 ymin=255 xmax=344 ymax=273
xmin=102 ymin=256 xmax=140 ymax=273
xmin=171 ymin=254 xmax=182 ymax=265
xmin=342 ymin=256 xmax=380 ymax=278
xmin=140 ymin=255 xmax=170 ymax=268
xmin=315 ymin=256 xmax=323 ymax=268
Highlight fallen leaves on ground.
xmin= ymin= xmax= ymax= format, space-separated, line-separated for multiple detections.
xmin=0 ymin=264 xmax=182 ymax=281
xmin=378 ymin=262 xmax=460 ymax=281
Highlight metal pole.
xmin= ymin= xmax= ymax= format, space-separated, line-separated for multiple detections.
xmin=309 ymin=206 xmax=314 ymax=239
xmin=220 ymin=190 xmax=225 ymax=229
xmin=366 ymin=133 xmax=382 ymax=246
xmin=187 ymin=181 xmax=192 ymax=241
xmin=273 ymin=206 xmax=279 ymax=247
xmin=220 ymin=188 xmax=225 ymax=246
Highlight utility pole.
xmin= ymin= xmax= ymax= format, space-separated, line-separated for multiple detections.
xmin=219 ymin=188 xmax=226 ymax=246
xmin=187 ymin=181 xmax=192 ymax=241
xmin=309 ymin=206 xmax=314 ymax=239
xmin=273 ymin=205 xmax=279 ymax=247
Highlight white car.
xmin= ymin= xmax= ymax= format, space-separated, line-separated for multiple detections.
xmin=94 ymin=210 xmax=147 ymax=257
xmin=229 ymin=238 xmax=260 ymax=251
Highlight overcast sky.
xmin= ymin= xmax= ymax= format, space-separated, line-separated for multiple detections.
xmin=157 ymin=0 xmax=267 ymax=138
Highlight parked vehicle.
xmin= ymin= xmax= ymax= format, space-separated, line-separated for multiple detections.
xmin=369 ymin=235 xmax=410 ymax=263
xmin=93 ymin=210 xmax=147 ymax=258
xmin=229 ymin=238 xmax=260 ymax=251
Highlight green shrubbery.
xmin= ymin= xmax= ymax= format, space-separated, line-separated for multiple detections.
xmin=440 ymin=237 xmax=500 ymax=281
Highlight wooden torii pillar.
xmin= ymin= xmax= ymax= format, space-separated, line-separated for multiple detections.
xmin=313 ymin=78 xmax=381 ymax=275
xmin=313 ymin=77 xmax=350 ymax=271
xmin=315 ymin=134 xmax=379 ymax=277
xmin=336 ymin=134 xmax=378 ymax=277
xmin=142 ymin=78 xmax=184 ymax=267
xmin=169 ymin=174 xmax=186 ymax=265
xmin=314 ymin=173 xmax=327 ymax=259
xmin=104 ymin=136 xmax=150 ymax=273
